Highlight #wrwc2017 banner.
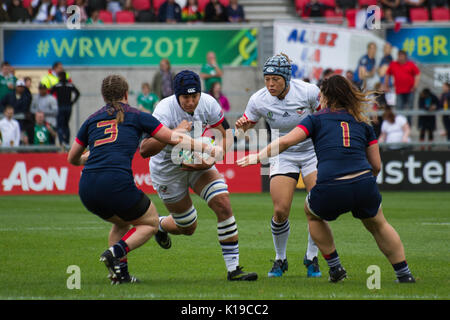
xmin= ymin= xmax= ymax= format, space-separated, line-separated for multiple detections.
xmin=273 ymin=21 xmax=386 ymax=85
xmin=3 ymin=28 xmax=258 ymax=67
xmin=386 ymin=26 xmax=449 ymax=64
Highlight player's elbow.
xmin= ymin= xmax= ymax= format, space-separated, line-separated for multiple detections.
xmin=371 ymin=163 xmax=381 ymax=176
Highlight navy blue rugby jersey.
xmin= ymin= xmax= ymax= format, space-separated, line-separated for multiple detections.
xmin=297 ymin=109 xmax=378 ymax=184
xmin=75 ymin=103 xmax=162 ymax=173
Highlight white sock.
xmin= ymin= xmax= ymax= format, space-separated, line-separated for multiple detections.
xmin=220 ymin=241 xmax=239 ymax=272
xmin=305 ymin=228 xmax=319 ymax=261
xmin=158 ymin=216 xmax=167 ymax=233
xmin=271 ymin=218 xmax=290 ymax=261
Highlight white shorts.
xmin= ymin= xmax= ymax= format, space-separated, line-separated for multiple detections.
xmin=151 ymin=166 xmax=219 ymax=204
xmin=269 ymin=151 xmax=317 ymax=179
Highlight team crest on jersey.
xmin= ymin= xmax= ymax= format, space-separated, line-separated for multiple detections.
xmin=296 ymin=107 xmax=306 ymax=116
xmin=266 ymin=111 xmax=274 ymax=120
xmin=160 ymin=185 xmax=168 ymax=193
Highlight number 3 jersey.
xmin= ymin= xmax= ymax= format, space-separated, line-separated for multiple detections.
xmin=75 ymin=103 xmax=162 ymax=173
xmin=297 ymin=109 xmax=378 ymax=184
xmin=244 ymin=79 xmax=320 ymax=157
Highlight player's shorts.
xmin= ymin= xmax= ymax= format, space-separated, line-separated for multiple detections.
xmin=79 ymin=169 xmax=151 ymax=222
xmin=306 ymin=171 xmax=382 ymax=221
xmin=151 ymin=166 xmax=219 ymax=204
xmin=269 ymin=151 xmax=317 ymax=179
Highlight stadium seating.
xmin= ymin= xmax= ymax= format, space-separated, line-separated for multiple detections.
xmin=153 ymin=0 xmax=166 ymax=11
xmin=324 ymin=9 xmax=343 ymax=24
xmin=99 ymin=10 xmax=113 ymax=23
xmin=22 ymin=0 xmax=32 ymax=8
xmin=358 ymin=0 xmax=377 ymax=6
xmin=431 ymin=7 xmax=450 ymax=21
xmin=198 ymin=0 xmax=230 ymax=12
xmin=132 ymin=0 xmax=151 ymax=11
xmin=409 ymin=7 xmax=429 ymax=22
xmin=320 ymin=0 xmax=336 ymax=7
xmin=116 ymin=10 xmax=136 ymax=24
xmin=345 ymin=8 xmax=357 ymax=27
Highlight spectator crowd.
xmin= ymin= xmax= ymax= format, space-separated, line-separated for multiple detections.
xmin=0 ymin=0 xmax=246 ymax=24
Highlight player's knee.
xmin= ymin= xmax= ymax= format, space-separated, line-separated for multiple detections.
xmin=273 ymin=205 xmax=290 ymax=222
xmin=171 ymin=205 xmax=198 ymax=234
xmin=179 ymin=222 xmax=197 ymax=236
xmin=200 ymin=179 xmax=229 ymax=205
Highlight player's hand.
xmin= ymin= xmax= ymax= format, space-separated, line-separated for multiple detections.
xmin=235 ymin=116 xmax=252 ymax=132
xmin=236 ymin=153 xmax=259 ymax=167
xmin=181 ymin=152 xmax=215 ymax=171
xmin=175 ymin=120 xmax=192 ymax=133
xmin=80 ymin=151 xmax=90 ymax=165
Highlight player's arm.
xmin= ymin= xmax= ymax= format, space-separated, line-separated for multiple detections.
xmin=237 ymin=126 xmax=306 ymax=167
xmin=67 ymin=141 xmax=89 ymax=166
xmin=140 ymin=120 xmax=192 ymax=158
xmin=366 ymin=143 xmax=381 ymax=176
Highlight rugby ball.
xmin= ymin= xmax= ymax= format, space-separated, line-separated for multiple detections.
xmin=178 ymin=136 xmax=216 ymax=165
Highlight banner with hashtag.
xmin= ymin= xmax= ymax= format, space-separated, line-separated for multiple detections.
xmin=3 ymin=28 xmax=258 ymax=67
xmin=386 ymin=26 xmax=450 ymax=64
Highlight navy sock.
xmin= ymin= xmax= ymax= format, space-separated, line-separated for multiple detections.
xmin=323 ymin=250 xmax=341 ymax=269
xmin=392 ymin=261 xmax=411 ymax=278
xmin=111 ymin=239 xmax=129 ymax=259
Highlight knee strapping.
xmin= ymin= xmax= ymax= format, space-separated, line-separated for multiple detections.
xmin=217 ymin=216 xmax=238 ymax=241
xmin=171 ymin=206 xmax=197 ymax=228
xmin=200 ymin=179 xmax=229 ymax=204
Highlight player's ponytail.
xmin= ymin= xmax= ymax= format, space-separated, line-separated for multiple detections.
xmin=101 ymin=74 xmax=129 ymax=124
xmin=320 ymin=75 xmax=377 ymax=124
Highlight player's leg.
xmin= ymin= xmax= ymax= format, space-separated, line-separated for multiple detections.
xmin=160 ymin=193 xmax=197 ymax=236
xmin=361 ymin=208 xmax=415 ymax=282
xmin=192 ymin=169 xmax=257 ymax=281
xmin=268 ymin=174 xmax=297 ymax=277
xmin=301 ymin=166 xmax=322 ymax=278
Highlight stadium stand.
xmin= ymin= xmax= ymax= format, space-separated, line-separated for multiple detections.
xmin=409 ymin=7 xmax=430 ymax=22
xmin=132 ymin=0 xmax=151 ymax=11
xmin=98 ymin=9 xmax=113 ymax=23
xmin=115 ymin=10 xmax=136 ymax=23
xmin=431 ymin=7 xmax=450 ymax=21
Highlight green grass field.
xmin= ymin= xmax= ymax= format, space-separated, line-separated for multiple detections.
xmin=0 ymin=192 xmax=449 ymax=300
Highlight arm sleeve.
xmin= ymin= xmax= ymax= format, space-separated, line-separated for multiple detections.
xmin=138 ymin=111 xmax=163 ymax=136
xmin=366 ymin=124 xmax=378 ymax=146
xmin=75 ymin=119 xmax=89 ymax=147
xmin=243 ymin=96 xmax=260 ymax=123
xmin=208 ymin=97 xmax=225 ymax=128
xmin=307 ymin=84 xmax=321 ymax=112
xmin=297 ymin=115 xmax=315 ymax=138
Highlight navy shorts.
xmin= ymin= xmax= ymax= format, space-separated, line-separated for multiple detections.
xmin=79 ymin=170 xmax=150 ymax=222
xmin=307 ymin=172 xmax=382 ymax=221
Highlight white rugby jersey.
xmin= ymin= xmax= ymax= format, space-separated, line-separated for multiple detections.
xmin=150 ymin=93 xmax=224 ymax=179
xmin=244 ymin=79 xmax=320 ymax=154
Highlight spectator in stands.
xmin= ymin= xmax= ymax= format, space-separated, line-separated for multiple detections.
xmin=418 ymin=88 xmax=439 ymax=145
xmin=345 ymin=70 xmax=354 ymax=84
xmin=181 ymin=0 xmax=203 ymax=23
xmin=152 ymin=58 xmax=175 ymax=99
xmin=0 ymin=79 xmax=33 ymax=143
xmin=86 ymin=9 xmax=104 ymax=23
xmin=7 ymin=0 xmax=31 ymax=22
xmin=87 ymin=0 xmax=106 ymax=16
xmin=384 ymin=50 xmax=420 ymax=116
xmin=136 ymin=82 xmax=159 ymax=114
xmin=24 ymin=76 xmax=32 ymax=91
xmin=106 ymin=0 xmax=126 ymax=20
xmin=378 ymin=42 xmax=393 ymax=87
xmin=158 ymin=0 xmax=182 ymax=23
xmin=303 ymin=0 xmax=333 ymax=17
xmin=317 ymin=68 xmax=334 ymax=88
xmin=74 ymin=0 xmax=88 ymax=23
xmin=227 ymin=0 xmax=245 ymax=22
xmin=50 ymin=71 xmax=80 ymax=147
xmin=429 ymin=0 xmax=447 ymax=7
xmin=405 ymin=0 xmax=427 ymax=9
xmin=0 ymin=3 xmax=9 ymax=22
xmin=0 ymin=62 xmax=17 ymax=102
xmin=209 ymin=81 xmax=230 ymax=129
xmin=31 ymin=0 xmax=53 ymax=23
xmin=204 ymin=0 xmax=227 ymax=22
xmin=353 ymin=42 xmax=377 ymax=90
xmin=31 ymin=83 xmax=58 ymax=129
xmin=440 ymin=82 xmax=450 ymax=141
xmin=336 ymin=0 xmax=357 ymax=13
xmin=33 ymin=111 xmax=57 ymax=145
xmin=200 ymin=51 xmax=224 ymax=93
xmin=0 ymin=105 xmax=21 ymax=147
xmin=378 ymin=105 xmax=411 ymax=149
xmin=380 ymin=0 xmax=409 ymax=22
xmin=50 ymin=0 xmax=68 ymax=23
xmin=41 ymin=61 xmax=70 ymax=89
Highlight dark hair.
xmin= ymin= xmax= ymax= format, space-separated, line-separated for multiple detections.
xmin=52 ymin=61 xmax=62 ymax=69
xmin=58 ymin=71 xmax=67 ymax=83
xmin=101 ymin=74 xmax=129 ymax=124
xmin=398 ymin=50 xmax=407 ymax=56
xmin=383 ymin=105 xmax=396 ymax=124
xmin=320 ymin=75 xmax=376 ymax=123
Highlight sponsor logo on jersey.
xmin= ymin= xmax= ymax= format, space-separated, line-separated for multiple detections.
xmin=296 ymin=107 xmax=307 ymax=116
xmin=282 ymin=111 xmax=290 ymax=118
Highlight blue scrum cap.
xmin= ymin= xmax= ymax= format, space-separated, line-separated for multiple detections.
xmin=174 ymin=70 xmax=201 ymax=102
xmin=263 ymin=54 xmax=292 ymax=88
